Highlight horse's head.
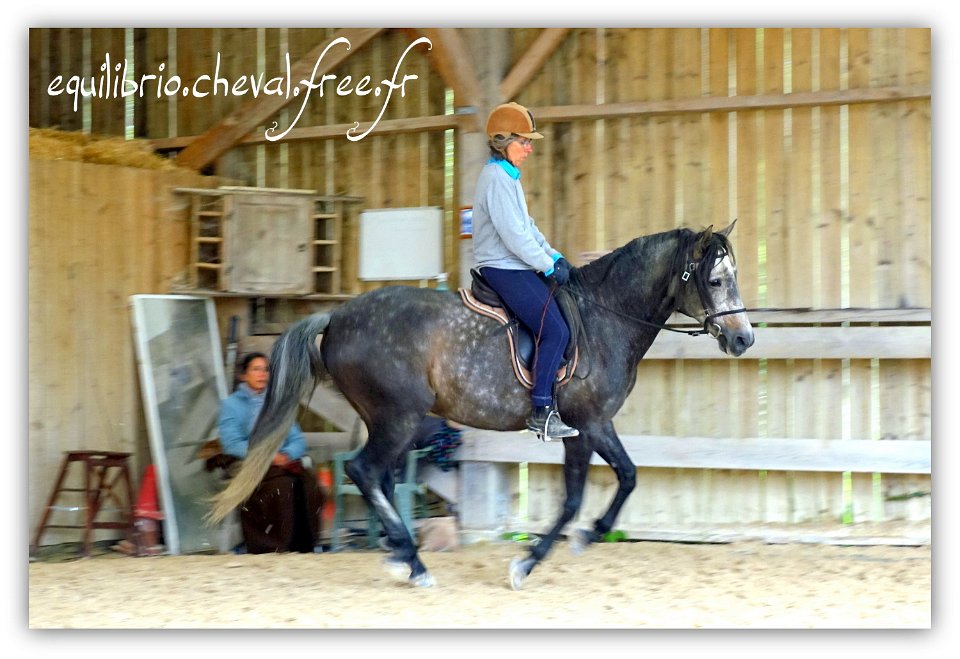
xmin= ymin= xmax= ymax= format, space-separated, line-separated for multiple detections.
xmin=674 ymin=221 xmax=755 ymax=357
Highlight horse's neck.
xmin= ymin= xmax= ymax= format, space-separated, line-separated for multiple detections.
xmin=579 ymin=233 xmax=678 ymax=318
xmin=576 ymin=232 xmax=680 ymax=358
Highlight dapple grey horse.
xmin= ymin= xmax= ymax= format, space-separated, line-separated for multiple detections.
xmin=208 ymin=222 xmax=754 ymax=589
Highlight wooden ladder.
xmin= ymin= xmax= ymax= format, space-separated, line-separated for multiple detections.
xmin=312 ymin=197 xmax=343 ymax=294
xmin=31 ymin=451 xmax=140 ymax=558
xmin=188 ymin=190 xmax=227 ymax=290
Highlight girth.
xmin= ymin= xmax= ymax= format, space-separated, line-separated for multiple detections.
xmin=460 ymin=268 xmax=580 ymax=390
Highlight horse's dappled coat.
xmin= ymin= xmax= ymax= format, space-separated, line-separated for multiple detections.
xmin=209 ymin=223 xmax=754 ymax=589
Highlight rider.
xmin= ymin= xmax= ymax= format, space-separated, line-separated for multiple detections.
xmin=471 ymin=101 xmax=578 ymax=441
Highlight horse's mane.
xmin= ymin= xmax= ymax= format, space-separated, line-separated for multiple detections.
xmin=578 ymin=226 xmax=735 ymax=294
xmin=577 ymin=236 xmax=649 ymax=288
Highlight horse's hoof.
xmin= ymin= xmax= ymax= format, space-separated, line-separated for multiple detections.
xmin=410 ymin=570 xmax=436 ymax=588
xmin=383 ymin=557 xmax=410 ymax=582
xmin=570 ymin=528 xmax=592 ymax=556
xmin=508 ymin=556 xmax=534 ymax=591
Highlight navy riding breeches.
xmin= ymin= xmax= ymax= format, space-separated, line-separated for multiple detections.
xmin=479 ymin=267 xmax=569 ymax=407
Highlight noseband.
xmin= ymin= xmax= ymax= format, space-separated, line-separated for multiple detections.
xmin=679 ymin=259 xmax=747 ymax=337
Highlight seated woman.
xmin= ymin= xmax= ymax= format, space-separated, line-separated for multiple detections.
xmin=218 ymin=351 xmax=324 ymax=554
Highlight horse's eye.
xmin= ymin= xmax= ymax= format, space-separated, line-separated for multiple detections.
xmin=710 ymin=278 xmax=722 ymax=288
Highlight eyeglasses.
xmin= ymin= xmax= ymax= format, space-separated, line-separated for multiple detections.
xmin=515 ymin=137 xmax=533 ymax=149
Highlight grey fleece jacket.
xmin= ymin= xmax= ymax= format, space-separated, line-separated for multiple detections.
xmin=471 ymin=161 xmax=560 ymax=273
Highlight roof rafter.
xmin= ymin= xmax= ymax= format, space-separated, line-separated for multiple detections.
xmin=499 ymin=28 xmax=570 ymax=102
xmin=175 ymin=27 xmax=383 ymax=171
xmin=416 ymin=28 xmax=484 ymax=130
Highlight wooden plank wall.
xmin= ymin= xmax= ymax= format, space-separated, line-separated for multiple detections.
xmin=28 ymin=28 xmax=930 ymax=540
xmin=28 ymin=159 xmax=216 ymax=544
xmin=510 ymin=28 xmax=931 ymax=532
xmin=136 ymin=27 xmax=451 ymax=295
xmin=30 ymin=28 xmax=452 ymax=291
xmin=27 ymin=28 xmax=451 ymax=546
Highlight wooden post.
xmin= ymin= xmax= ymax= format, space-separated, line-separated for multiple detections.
xmin=452 ymin=32 xmax=517 ymax=542
xmin=456 ymin=29 xmax=507 ymax=287
xmin=458 ymin=461 xmax=513 ymax=543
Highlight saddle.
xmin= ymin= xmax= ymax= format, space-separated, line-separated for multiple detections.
xmin=459 ymin=268 xmax=582 ymax=390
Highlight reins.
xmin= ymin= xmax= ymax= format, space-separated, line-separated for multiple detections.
xmin=567 ymin=236 xmax=748 ymax=337
xmin=568 ymin=290 xmax=723 ymax=336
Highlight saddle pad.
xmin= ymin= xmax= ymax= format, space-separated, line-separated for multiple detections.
xmin=459 ymin=288 xmax=577 ymax=390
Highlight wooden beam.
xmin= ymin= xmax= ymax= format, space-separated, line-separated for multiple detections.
xmin=645 ymin=326 xmax=930 ymax=360
xmin=534 ymin=85 xmax=931 ymax=123
xmin=500 ymin=28 xmax=571 ymax=102
xmin=419 ymin=28 xmax=484 ymax=125
xmin=154 ymin=84 xmax=927 ymax=155
xmin=457 ymin=431 xmax=931 ymax=475
xmin=151 ymin=112 xmax=462 ymax=151
xmin=419 ymin=464 xmax=459 ymax=503
xmin=174 ymin=28 xmax=383 ymax=171
xmin=301 ymin=431 xmax=354 ymax=462
xmin=304 ymin=383 xmax=362 ymax=433
xmin=532 ymin=523 xmax=930 ymax=547
xmin=249 ymin=114 xmax=463 ymax=143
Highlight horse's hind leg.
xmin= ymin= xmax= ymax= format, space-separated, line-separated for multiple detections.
xmin=343 ymin=417 xmax=434 ymax=587
xmin=508 ymin=431 xmax=594 ymax=590
xmin=570 ymin=420 xmax=636 ymax=553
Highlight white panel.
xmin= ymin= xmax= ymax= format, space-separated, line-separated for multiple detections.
xmin=358 ymin=207 xmax=443 ymax=280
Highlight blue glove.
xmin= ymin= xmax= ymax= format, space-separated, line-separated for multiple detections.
xmin=551 ymin=257 xmax=572 ymax=286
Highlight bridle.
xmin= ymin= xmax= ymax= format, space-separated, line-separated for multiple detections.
xmin=568 ymin=249 xmax=747 ymax=337
xmin=678 ymin=260 xmax=748 ymax=337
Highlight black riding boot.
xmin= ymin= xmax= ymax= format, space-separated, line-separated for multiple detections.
xmin=526 ymin=405 xmax=579 ymax=441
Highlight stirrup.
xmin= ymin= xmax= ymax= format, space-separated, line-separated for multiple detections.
xmin=527 ymin=407 xmax=579 ymax=442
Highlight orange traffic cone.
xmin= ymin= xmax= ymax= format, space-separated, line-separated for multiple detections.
xmin=135 ymin=464 xmax=164 ymax=521
xmin=135 ymin=465 xmax=164 ymax=555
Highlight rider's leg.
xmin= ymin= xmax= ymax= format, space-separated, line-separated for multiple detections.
xmin=478 ymin=267 xmax=578 ymax=439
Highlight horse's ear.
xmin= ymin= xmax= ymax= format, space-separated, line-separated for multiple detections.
xmin=718 ymin=219 xmax=737 ymax=237
xmin=694 ymin=225 xmax=714 ymax=259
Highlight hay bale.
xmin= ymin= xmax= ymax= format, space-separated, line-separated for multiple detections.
xmin=29 ymin=128 xmax=85 ymax=161
xmin=29 ymin=127 xmax=184 ymax=171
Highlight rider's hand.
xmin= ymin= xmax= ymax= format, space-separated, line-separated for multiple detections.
xmin=551 ymin=257 xmax=572 ymax=286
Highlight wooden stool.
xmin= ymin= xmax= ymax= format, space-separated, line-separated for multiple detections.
xmin=31 ymin=451 xmax=140 ymax=558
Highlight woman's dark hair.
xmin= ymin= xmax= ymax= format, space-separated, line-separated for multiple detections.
xmin=240 ymin=351 xmax=268 ymax=373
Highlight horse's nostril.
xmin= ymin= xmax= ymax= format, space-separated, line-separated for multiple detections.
xmin=733 ymin=332 xmax=755 ymax=352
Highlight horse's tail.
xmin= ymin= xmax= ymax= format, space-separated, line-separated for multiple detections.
xmin=206 ymin=312 xmax=331 ymax=525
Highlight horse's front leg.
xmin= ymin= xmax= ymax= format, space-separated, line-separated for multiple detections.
xmin=570 ymin=420 xmax=636 ymax=554
xmin=508 ymin=431 xmax=594 ymax=590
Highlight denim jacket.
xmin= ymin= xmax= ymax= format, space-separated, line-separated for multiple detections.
xmin=218 ymin=383 xmax=306 ymax=460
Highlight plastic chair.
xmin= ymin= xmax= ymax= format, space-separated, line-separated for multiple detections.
xmin=331 ymin=447 xmax=429 ymax=551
